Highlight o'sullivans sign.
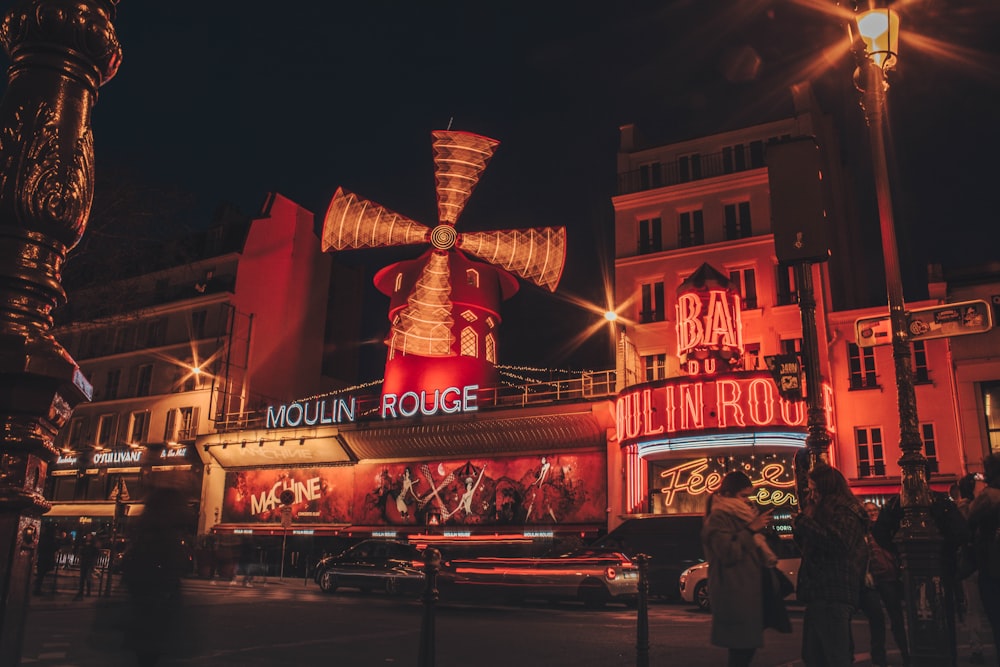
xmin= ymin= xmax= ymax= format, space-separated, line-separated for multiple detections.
xmin=266 ymin=384 xmax=480 ymax=429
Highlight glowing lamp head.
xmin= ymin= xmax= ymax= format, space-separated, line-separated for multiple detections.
xmin=191 ymin=366 xmax=202 ymax=375
xmin=604 ymin=311 xmax=618 ymax=323
xmin=856 ymin=8 xmax=899 ymax=70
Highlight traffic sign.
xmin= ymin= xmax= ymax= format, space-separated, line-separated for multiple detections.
xmin=855 ymin=299 xmax=993 ymax=348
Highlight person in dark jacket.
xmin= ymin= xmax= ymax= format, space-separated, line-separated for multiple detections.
xmin=702 ymin=471 xmax=779 ymax=667
xmin=793 ymin=464 xmax=868 ymax=667
xmin=968 ymin=453 xmax=1000 ymax=666
xmin=74 ymin=533 xmax=101 ymax=600
xmin=33 ymin=523 xmax=58 ymax=595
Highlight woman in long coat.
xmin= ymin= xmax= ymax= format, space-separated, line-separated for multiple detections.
xmin=703 ymin=471 xmax=777 ymax=667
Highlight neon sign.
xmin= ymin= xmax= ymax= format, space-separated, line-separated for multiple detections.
xmin=380 ymin=384 xmax=478 ymax=419
xmin=616 ymin=371 xmax=834 ymax=446
xmin=266 ymin=397 xmax=357 ymax=429
xmin=658 ymin=457 xmax=798 ymax=508
xmin=675 ymin=264 xmax=745 ymax=375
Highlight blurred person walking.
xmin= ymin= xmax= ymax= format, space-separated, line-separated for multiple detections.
xmin=956 ymin=473 xmax=988 ymax=664
xmin=793 ymin=464 xmax=868 ymax=667
xmin=32 ymin=523 xmax=58 ymax=595
xmin=702 ymin=470 xmax=787 ymax=667
xmin=120 ymin=487 xmax=199 ymax=666
xmin=74 ymin=533 xmax=101 ymax=600
xmin=859 ymin=502 xmax=909 ymax=666
xmin=968 ymin=454 xmax=1000 ymax=666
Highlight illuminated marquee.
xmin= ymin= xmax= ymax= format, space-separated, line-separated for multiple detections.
xmin=266 ymin=397 xmax=357 ymax=429
xmin=616 ymin=371 xmax=834 ymax=446
xmin=657 ymin=456 xmax=797 ymax=508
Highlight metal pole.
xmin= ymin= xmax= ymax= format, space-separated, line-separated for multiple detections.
xmin=103 ymin=477 xmax=123 ymax=597
xmin=418 ymin=547 xmax=441 ymax=667
xmin=0 ymin=5 xmax=119 ymax=662
xmin=858 ymin=57 xmax=947 ymax=666
xmin=634 ymin=553 xmax=650 ymax=667
xmin=280 ymin=529 xmax=287 ymax=580
xmin=793 ymin=262 xmax=831 ymax=499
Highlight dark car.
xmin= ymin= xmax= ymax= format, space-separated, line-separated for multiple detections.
xmin=589 ymin=515 xmax=705 ymax=599
xmin=314 ymin=539 xmax=425 ymax=596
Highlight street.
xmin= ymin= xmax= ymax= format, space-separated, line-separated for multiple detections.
xmin=17 ymin=572 xmax=959 ymax=667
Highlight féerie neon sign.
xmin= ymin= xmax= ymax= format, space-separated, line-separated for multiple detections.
xmin=616 ymin=371 xmax=834 ymax=445
xmin=658 ymin=456 xmax=798 ymax=508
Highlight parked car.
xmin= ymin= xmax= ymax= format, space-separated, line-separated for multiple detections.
xmin=314 ymin=539 xmax=425 ymax=596
xmin=678 ymin=535 xmax=801 ymax=611
xmin=589 ymin=515 xmax=704 ymax=599
xmin=439 ymin=548 xmax=639 ymax=608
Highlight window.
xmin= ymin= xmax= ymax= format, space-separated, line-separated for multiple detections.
xmin=678 ymin=210 xmax=704 ymax=247
xmin=638 ymin=218 xmax=662 ymax=254
xmin=749 ymin=140 xmax=765 ymax=168
xmin=639 ymin=162 xmax=662 ymax=189
xmin=466 ymin=269 xmax=479 ymax=287
xmin=105 ymin=368 xmax=121 ymax=400
xmin=127 ymin=411 xmax=149 ymax=445
xmin=165 ymin=406 xmax=198 ymax=441
xmin=394 ymin=273 xmax=403 ymax=292
xmin=781 ymin=338 xmax=802 ymax=355
xmin=776 ymin=264 xmax=798 ymax=305
xmin=742 ymin=343 xmax=761 ymax=371
xmin=728 ymin=268 xmax=757 ymax=309
xmin=912 ymin=340 xmax=930 ymax=383
xmin=67 ymin=417 xmax=87 ymax=447
xmin=848 ymin=342 xmax=877 ymax=389
xmin=96 ymin=414 xmax=117 ymax=448
xmin=920 ymin=423 xmax=939 ymax=473
xmin=983 ymin=382 xmax=1000 ymax=453
xmin=485 ymin=333 xmax=496 ymax=364
xmin=144 ymin=318 xmax=165 ymax=347
xmin=460 ymin=327 xmax=477 ymax=357
xmin=640 ymin=282 xmax=665 ymax=323
xmin=191 ymin=310 xmax=207 ymax=339
xmin=678 ymin=154 xmax=701 ymax=182
xmin=856 ymin=426 xmax=886 ymax=477
xmin=724 ymin=201 xmax=752 ymax=240
xmin=643 ymin=354 xmax=667 ymax=382
xmin=723 ymin=144 xmax=747 ymax=174
xmin=135 ymin=364 xmax=153 ymax=397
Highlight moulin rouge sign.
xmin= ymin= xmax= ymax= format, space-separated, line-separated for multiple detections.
xmin=266 ymin=385 xmax=480 ymax=428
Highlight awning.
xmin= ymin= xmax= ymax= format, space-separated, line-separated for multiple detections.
xmin=45 ymin=502 xmax=144 ymax=518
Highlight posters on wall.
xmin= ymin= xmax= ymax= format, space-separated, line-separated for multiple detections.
xmin=221 ymin=451 xmax=607 ymax=527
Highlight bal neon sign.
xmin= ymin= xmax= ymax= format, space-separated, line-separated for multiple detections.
xmin=616 ymin=371 xmax=834 ymax=445
xmin=676 ymin=286 xmax=744 ymax=376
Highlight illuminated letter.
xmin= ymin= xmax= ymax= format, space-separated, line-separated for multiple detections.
xmin=686 ymin=360 xmax=701 ymax=375
xmin=617 ymin=393 xmax=641 ymax=441
xmin=463 ymin=384 xmax=479 ymax=412
xmin=266 ymin=405 xmax=286 ymax=429
xmin=779 ymin=397 xmax=806 ymax=426
xmin=319 ymin=400 xmax=333 ymax=425
xmin=641 ymin=388 xmax=663 ymax=436
xmin=285 ymin=403 xmax=303 ymax=427
xmin=675 ymin=293 xmax=704 ymax=356
xmin=664 ymin=385 xmax=677 ymax=433
xmin=705 ymin=289 xmax=737 ymax=348
xmin=679 ymin=383 xmax=704 ymax=430
xmin=420 ymin=389 xmax=442 ymax=416
xmin=440 ymin=386 xmax=462 ymax=413
xmin=381 ymin=393 xmax=398 ymax=419
xmin=398 ymin=392 xmax=420 ymax=417
xmin=703 ymin=358 xmax=717 ymax=375
xmin=747 ymin=378 xmax=774 ymax=425
xmin=339 ymin=398 xmax=356 ymax=423
xmin=716 ymin=379 xmax=745 ymax=428
xmin=304 ymin=401 xmax=320 ymax=426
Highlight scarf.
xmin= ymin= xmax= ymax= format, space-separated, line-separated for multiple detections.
xmin=712 ymin=494 xmax=779 ymax=567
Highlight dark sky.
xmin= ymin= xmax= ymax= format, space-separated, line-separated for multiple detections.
xmin=76 ymin=1 xmax=1000 ymax=379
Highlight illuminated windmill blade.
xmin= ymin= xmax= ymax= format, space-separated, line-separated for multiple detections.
xmin=459 ymin=227 xmax=567 ymax=292
xmin=321 ymin=187 xmax=430 ymax=251
xmin=432 ymin=130 xmax=500 ymax=226
xmin=391 ymin=252 xmax=455 ymax=357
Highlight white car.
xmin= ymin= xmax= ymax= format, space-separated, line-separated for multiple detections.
xmin=678 ymin=538 xmax=800 ymax=612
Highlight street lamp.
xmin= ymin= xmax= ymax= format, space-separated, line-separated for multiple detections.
xmin=852 ymin=6 xmax=949 ymax=665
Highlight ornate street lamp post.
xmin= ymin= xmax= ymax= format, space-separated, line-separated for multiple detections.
xmin=0 ymin=1 xmax=120 ymax=664
xmin=852 ymin=6 xmax=949 ymax=664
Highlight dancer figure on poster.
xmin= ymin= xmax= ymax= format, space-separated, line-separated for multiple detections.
xmin=445 ymin=465 xmax=487 ymax=521
xmin=394 ymin=467 xmax=419 ymax=519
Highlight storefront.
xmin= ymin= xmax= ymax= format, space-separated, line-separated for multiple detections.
xmin=197 ymin=392 xmax=617 ymax=573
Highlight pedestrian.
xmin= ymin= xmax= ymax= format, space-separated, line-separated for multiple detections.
xmin=859 ymin=501 xmax=909 ymax=667
xmin=33 ymin=523 xmax=58 ymax=595
xmin=874 ymin=464 xmax=970 ymax=666
xmin=74 ymin=533 xmax=101 ymax=600
xmin=120 ymin=487 xmax=196 ymax=666
xmin=956 ymin=473 xmax=988 ymax=664
xmin=968 ymin=453 xmax=1000 ymax=666
xmin=702 ymin=470 xmax=783 ymax=667
xmin=793 ymin=464 xmax=868 ymax=667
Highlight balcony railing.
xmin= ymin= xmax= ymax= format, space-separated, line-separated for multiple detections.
xmin=617 ymin=149 xmax=765 ymax=196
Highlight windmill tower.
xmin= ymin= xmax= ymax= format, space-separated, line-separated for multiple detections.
xmin=322 ymin=131 xmax=567 ymax=400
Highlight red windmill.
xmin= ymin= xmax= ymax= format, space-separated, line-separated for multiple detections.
xmin=321 ymin=131 xmax=567 ymax=400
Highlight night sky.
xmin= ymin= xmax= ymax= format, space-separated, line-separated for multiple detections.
xmin=50 ymin=1 xmax=1000 ymax=379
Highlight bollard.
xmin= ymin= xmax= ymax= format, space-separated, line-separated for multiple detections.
xmin=634 ymin=553 xmax=650 ymax=667
xmin=418 ymin=547 xmax=442 ymax=667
